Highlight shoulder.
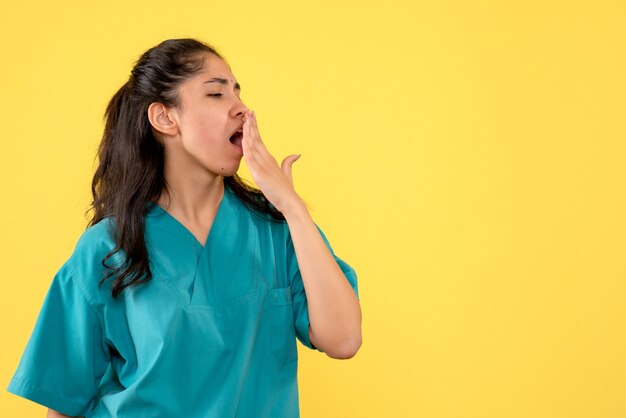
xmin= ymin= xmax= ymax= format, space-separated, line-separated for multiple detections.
xmin=71 ymin=217 xmax=117 ymax=264
xmin=62 ymin=217 xmax=118 ymax=304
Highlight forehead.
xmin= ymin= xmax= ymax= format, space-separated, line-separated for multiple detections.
xmin=195 ymin=53 xmax=236 ymax=84
xmin=176 ymin=53 xmax=238 ymax=104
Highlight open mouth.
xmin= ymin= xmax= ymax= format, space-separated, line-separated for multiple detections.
xmin=229 ymin=130 xmax=243 ymax=147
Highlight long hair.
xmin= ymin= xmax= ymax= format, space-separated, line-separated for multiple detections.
xmin=86 ymin=38 xmax=289 ymax=298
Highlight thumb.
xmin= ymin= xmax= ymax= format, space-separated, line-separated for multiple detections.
xmin=281 ymin=154 xmax=302 ymax=181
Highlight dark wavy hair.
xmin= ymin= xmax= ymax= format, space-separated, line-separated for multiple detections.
xmin=86 ymin=38 xmax=291 ymax=298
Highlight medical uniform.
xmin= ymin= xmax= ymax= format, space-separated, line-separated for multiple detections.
xmin=7 ymin=182 xmax=359 ymax=417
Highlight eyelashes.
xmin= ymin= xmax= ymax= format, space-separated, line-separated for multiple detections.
xmin=207 ymin=93 xmax=243 ymax=102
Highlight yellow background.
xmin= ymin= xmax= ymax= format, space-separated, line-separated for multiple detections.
xmin=1 ymin=1 xmax=624 ymax=417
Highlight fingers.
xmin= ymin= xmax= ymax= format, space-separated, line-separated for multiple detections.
xmin=243 ymin=110 xmax=274 ymax=165
xmin=244 ymin=110 xmax=299 ymax=179
xmin=242 ymin=111 xmax=252 ymax=157
xmin=241 ymin=110 xmax=301 ymax=199
xmin=244 ymin=110 xmax=262 ymax=147
xmin=281 ymin=154 xmax=302 ymax=183
xmin=242 ymin=110 xmax=256 ymax=153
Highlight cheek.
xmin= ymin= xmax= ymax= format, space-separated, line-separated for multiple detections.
xmin=194 ymin=113 xmax=222 ymax=137
xmin=184 ymin=122 xmax=224 ymax=155
xmin=184 ymin=116 xmax=217 ymax=141
xmin=179 ymin=108 xmax=226 ymax=149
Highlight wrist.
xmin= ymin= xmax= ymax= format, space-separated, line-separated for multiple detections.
xmin=280 ymin=195 xmax=308 ymax=220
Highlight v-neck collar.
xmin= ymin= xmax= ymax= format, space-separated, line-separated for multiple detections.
xmin=147 ymin=184 xmax=234 ymax=251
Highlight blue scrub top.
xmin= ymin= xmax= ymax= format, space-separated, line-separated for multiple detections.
xmin=7 ymin=182 xmax=359 ymax=417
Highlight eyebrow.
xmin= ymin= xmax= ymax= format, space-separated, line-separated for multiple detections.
xmin=203 ymin=77 xmax=241 ymax=91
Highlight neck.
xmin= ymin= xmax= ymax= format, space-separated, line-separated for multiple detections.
xmin=157 ymin=158 xmax=225 ymax=224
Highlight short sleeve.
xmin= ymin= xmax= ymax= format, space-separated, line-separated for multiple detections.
xmin=6 ymin=260 xmax=111 ymax=416
xmin=288 ymin=223 xmax=360 ymax=351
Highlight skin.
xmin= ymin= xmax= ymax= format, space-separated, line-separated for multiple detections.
xmin=47 ymin=51 xmax=362 ymax=417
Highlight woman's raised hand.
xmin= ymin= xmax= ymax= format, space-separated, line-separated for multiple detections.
xmin=241 ymin=110 xmax=303 ymax=214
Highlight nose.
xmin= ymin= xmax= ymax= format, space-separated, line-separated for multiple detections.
xmin=232 ymin=98 xmax=249 ymax=120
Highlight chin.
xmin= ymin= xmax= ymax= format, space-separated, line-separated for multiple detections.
xmin=215 ymin=160 xmax=242 ymax=177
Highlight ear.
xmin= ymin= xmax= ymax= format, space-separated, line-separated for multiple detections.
xmin=147 ymin=102 xmax=178 ymax=137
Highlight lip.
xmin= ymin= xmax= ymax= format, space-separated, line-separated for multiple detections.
xmin=228 ymin=122 xmax=244 ymax=140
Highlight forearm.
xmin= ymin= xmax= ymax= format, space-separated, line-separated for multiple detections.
xmin=282 ymin=198 xmax=362 ymax=358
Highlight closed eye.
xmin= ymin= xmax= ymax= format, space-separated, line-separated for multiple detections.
xmin=207 ymin=93 xmax=223 ymax=97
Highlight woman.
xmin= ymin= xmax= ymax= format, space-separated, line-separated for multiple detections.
xmin=7 ymin=38 xmax=361 ymax=417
